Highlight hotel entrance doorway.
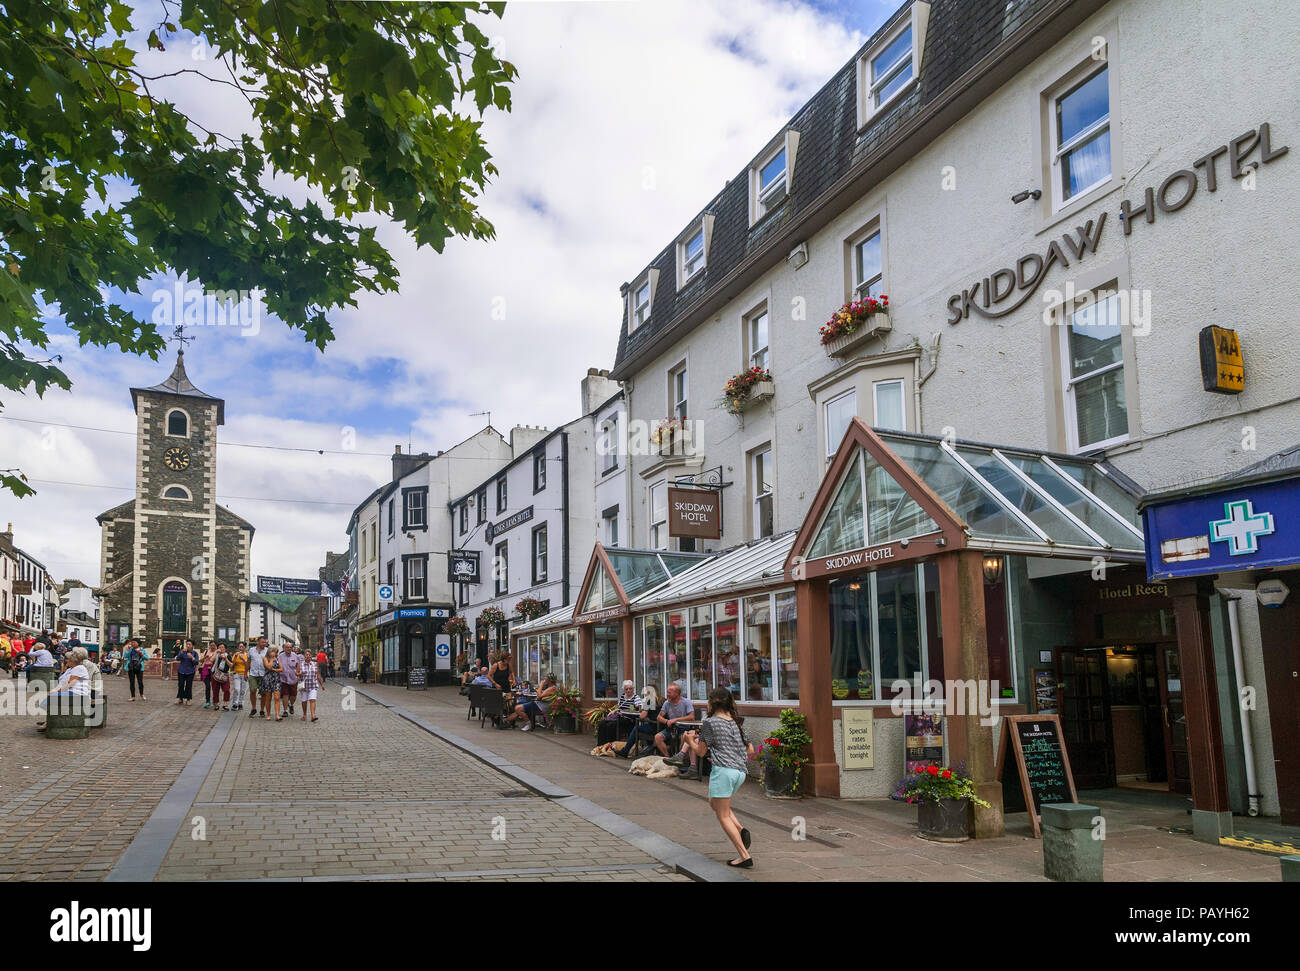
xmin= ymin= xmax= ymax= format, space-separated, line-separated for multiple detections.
xmin=1055 ymin=643 xmax=1189 ymax=793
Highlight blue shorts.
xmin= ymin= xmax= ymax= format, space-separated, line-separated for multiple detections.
xmin=708 ymin=765 xmax=747 ymax=799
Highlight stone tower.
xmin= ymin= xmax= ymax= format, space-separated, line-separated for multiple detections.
xmin=95 ymin=350 xmax=254 ymax=652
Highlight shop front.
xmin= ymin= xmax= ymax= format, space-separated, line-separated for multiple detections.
xmin=1142 ymin=449 xmax=1300 ymax=830
xmin=360 ymin=606 xmax=450 ymax=685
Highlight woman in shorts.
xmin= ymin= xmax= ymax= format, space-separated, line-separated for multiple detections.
xmin=260 ymin=645 xmax=283 ymax=721
xmin=682 ymin=687 xmax=755 ymax=868
xmin=299 ymin=650 xmax=320 ymax=722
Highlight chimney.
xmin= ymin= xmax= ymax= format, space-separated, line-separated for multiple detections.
xmin=0 ymin=523 xmax=12 ymax=549
xmin=392 ymin=444 xmax=433 ymax=481
xmin=581 ymin=367 xmax=618 ymax=415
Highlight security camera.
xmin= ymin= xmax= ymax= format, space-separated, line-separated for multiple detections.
xmin=1011 ymin=189 xmax=1042 ymax=204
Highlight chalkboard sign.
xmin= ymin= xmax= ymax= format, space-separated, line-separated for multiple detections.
xmin=995 ymin=714 xmax=1077 ymax=837
xmin=406 ymin=667 xmax=428 ymax=690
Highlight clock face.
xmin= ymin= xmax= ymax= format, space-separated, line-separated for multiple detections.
xmin=163 ymin=446 xmax=191 ymax=471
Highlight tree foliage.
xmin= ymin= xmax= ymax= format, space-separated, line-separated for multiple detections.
xmin=0 ymin=0 xmax=516 ymax=424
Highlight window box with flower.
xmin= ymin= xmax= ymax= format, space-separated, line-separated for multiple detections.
xmin=720 ymin=367 xmax=774 ymax=416
xmin=895 ymin=763 xmax=990 ymax=842
xmin=820 ymin=295 xmax=890 ymax=357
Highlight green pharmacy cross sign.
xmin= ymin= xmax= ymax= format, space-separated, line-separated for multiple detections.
xmin=1209 ymin=500 xmax=1275 ymax=556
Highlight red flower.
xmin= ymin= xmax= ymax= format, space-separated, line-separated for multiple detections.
xmin=915 ymin=766 xmax=926 ymax=774
xmin=941 ymin=770 xmax=952 ymax=779
xmin=927 ymin=765 xmax=939 ymax=776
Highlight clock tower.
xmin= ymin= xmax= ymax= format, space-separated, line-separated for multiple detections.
xmin=94 ymin=349 xmax=255 ymax=653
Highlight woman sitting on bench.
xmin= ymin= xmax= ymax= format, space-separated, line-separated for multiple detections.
xmin=35 ymin=647 xmax=93 ymax=732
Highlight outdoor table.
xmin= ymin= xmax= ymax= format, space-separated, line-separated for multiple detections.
xmin=673 ymin=720 xmax=707 ymax=784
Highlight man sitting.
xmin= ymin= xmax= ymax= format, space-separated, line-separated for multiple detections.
xmin=470 ymin=666 xmax=496 ymax=688
xmin=654 ymin=682 xmax=694 ymax=757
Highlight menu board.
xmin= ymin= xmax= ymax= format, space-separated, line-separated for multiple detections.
xmin=995 ymin=715 xmax=1077 ymax=837
xmin=904 ymin=712 xmax=944 ymax=773
xmin=1032 ymin=669 xmax=1058 ymax=714
xmin=841 ymin=708 xmax=874 ymax=769
xmin=407 ymin=667 xmax=428 ymax=690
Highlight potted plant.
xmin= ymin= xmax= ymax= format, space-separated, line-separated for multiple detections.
xmin=820 ymin=294 xmax=890 ymax=356
xmin=548 ymin=686 xmax=583 ymax=734
xmin=756 ymin=709 xmax=811 ymax=798
xmin=444 ymin=616 xmax=470 ymax=641
xmin=720 ymin=367 xmax=774 ymax=415
xmin=478 ymin=606 xmax=505 ymax=628
xmin=896 ymin=764 xmax=990 ymax=842
xmin=515 ymin=596 xmax=547 ymax=621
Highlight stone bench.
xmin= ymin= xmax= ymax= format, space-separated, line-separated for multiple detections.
xmin=44 ymin=694 xmax=93 ymax=740
xmin=27 ymin=666 xmax=56 ymax=689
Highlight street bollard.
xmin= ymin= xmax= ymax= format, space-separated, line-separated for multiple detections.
xmin=1282 ymin=855 xmax=1300 ymax=883
xmin=1042 ymin=803 xmax=1102 ymax=882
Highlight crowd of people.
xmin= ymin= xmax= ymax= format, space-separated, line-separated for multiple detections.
xmin=462 ymin=654 xmax=557 ymax=731
xmin=148 ymin=636 xmax=329 ymax=722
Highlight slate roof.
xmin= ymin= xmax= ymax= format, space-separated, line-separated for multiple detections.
xmin=611 ymin=0 xmax=1066 ymax=378
xmin=130 ymin=350 xmax=225 ymax=424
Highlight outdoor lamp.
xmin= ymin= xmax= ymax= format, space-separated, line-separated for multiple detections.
xmin=982 ymin=555 xmax=1004 ymax=585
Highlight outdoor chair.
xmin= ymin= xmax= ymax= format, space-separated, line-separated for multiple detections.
xmin=478 ymin=688 xmax=506 ymax=729
xmin=467 ymin=684 xmax=486 ymax=721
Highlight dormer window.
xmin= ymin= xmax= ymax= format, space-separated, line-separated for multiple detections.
xmin=856 ymin=2 xmax=930 ymax=129
xmin=633 ymin=280 xmax=651 ymax=328
xmin=749 ymin=131 xmax=800 ymax=225
xmin=166 ymin=408 xmax=189 ymax=437
xmin=757 ymin=147 xmax=786 ymax=211
xmin=681 ymin=229 xmax=705 ymax=282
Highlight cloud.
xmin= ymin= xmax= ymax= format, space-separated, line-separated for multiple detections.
xmin=0 ymin=0 xmax=882 ymax=584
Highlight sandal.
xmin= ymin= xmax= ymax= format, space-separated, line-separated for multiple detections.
xmin=275 ymin=717 xmax=283 ymax=722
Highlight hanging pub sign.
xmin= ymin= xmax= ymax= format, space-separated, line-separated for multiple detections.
xmin=1199 ymin=325 xmax=1244 ymax=394
xmin=485 ymin=505 xmax=534 ymax=543
xmin=668 ymin=487 xmax=722 ymax=539
xmin=447 ymin=550 xmax=481 ymax=585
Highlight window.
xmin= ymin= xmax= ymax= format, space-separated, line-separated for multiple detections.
xmin=649 ymin=482 xmax=668 ymax=550
xmin=404 ymin=555 xmax=427 ymax=601
xmin=755 ymin=145 xmax=786 ymax=217
xmin=495 ymin=541 xmax=509 ymax=597
xmin=669 ymin=363 xmax=688 ymax=420
xmin=1051 ymin=64 xmax=1110 ymax=208
xmin=387 ymin=498 xmax=395 ymax=536
xmin=1060 ymin=288 xmax=1128 ymax=450
xmin=476 ymin=488 xmax=487 ymax=525
xmin=385 ymin=560 xmax=395 ymax=588
xmin=873 ymin=379 xmax=906 ymax=431
xmin=601 ymin=413 xmax=619 ymax=473
xmin=679 ymin=228 xmax=705 ymax=284
xmin=856 ymin=4 xmax=927 ymax=128
xmin=593 ymin=625 xmax=622 ymax=699
xmin=633 ymin=281 xmax=651 ymax=329
xmin=746 ymin=307 xmax=770 ymax=371
xmin=531 ymin=524 xmax=548 ymax=584
xmin=533 ymin=452 xmax=546 ymax=492
xmin=217 ymin=626 xmax=237 ymax=643
xmin=869 ymin=24 xmax=913 ymax=111
xmin=852 ymin=228 xmax=883 ymax=300
xmin=825 ymin=390 xmax=857 ymax=461
xmin=752 ymin=446 xmax=774 ymax=539
xmin=369 ymin=524 xmax=376 ymax=561
xmin=603 ymin=507 xmax=619 ymax=547
xmin=403 ymin=487 xmax=427 ymax=530
xmin=459 ymin=502 xmax=468 ymax=535
xmin=165 ymin=409 xmax=189 ymax=437
xmin=496 ymin=476 xmax=507 ymax=514
xmin=162 ymin=485 xmax=190 ymax=500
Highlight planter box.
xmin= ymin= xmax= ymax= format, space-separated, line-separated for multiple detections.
xmin=552 ymin=713 xmax=577 ymax=734
xmin=733 ymin=380 xmax=774 ymax=414
xmin=763 ymin=764 xmax=801 ymax=799
xmin=822 ymin=313 xmax=891 ymax=357
xmin=917 ymin=797 xmax=973 ymax=842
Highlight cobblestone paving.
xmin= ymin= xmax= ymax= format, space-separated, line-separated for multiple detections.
xmin=154 ymin=685 xmax=688 ymax=881
xmin=0 ymin=673 xmax=223 ymax=880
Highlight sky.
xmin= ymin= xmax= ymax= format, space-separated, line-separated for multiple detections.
xmin=0 ymin=0 xmax=896 ymax=587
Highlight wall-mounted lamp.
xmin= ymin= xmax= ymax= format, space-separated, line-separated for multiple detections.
xmin=982 ymin=555 xmax=1004 ymax=585
xmin=1011 ymin=189 xmax=1042 ymax=204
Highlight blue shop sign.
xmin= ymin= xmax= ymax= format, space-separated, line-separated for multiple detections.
xmin=1144 ymin=476 xmax=1300 ymax=580
xmin=396 ymin=608 xmax=429 ymax=618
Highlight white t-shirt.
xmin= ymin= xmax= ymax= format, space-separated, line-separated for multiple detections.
xmin=248 ymin=647 xmax=267 ymax=676
xmin=56 ymin=664 xmax=92 ymax=697
xmin=29 ymin=648 xmax=54 ymax=667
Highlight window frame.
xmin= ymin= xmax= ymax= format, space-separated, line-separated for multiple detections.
xmin=648 ymin=481 xmax=668 ymax=551
xmin=1048 ymin=61 xmax=1112 ymax=212
xmin=402 ymin=553 xmax=428 ymax=602
xmin=824 ymin=389 xmax=858 ymax=462
xmin=1056 ymin=284 xmax=1130 ymax=453
xmin=872 ymin=378 xmax=907 ymax=432
xmin=633 ymin=280 xmax=651 ymax=329
xmin=164 ymin=408 xmax=190 ymax=439
xmin=402 ymin=486 xmax=428 ymax=531
xmin=533 ymin=452 xmax=547 ymax=493
xmin=600 ymin=412 xmax=619 ymax=474
xmin=745 ymin=305 xmax=770 ymax=372
xmin=494 ymin=540 xmax=509 ymax=597
xmin=161 ymin=484 xmax=192 ymax=501
xmin=531 ymin=523 xmax=548 ymax=585
xmin=851 ymin=225 xmax=884 ymax=302
xmin=476 ymin=488 xmax=487 ymax=525
xmin=751 ymin=445 xmax=774 ymax=540
xmin=603 ymin=506 xmax=619 ymax=548
xmin=496 ymin=476 xmax=508 ymax=514
xmin=387 ymin=498 xmax=395 ymax=537
xmin=754 ymin=143 xmax=787 ymax=218
xmin=679 ymin=227 xmax=706 ymax=285
xmin=668 ymin=361 xmax=688 ymax=421
xmin=458 ymin=502 xmax=468 ymax=535
xmin=855 ymin=3 xmax=928 ymax=130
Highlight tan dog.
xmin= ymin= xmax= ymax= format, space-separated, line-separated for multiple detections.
xmin=589 ymin=741 xmax=626 ymax=757
xmin=629 ymin=755 xmax=677 ymax=779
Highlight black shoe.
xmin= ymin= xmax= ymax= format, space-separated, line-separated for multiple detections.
xmin=741 ymin=827 xmax=751 ymax=850
xmin=727 ymin=858 xmax=754 ymax=869
xmin=249 ymin=710 xmax=257 ymax=718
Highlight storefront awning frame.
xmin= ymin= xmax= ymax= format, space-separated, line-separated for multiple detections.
xmin=625 ymin=531 xmax=797 ymax=615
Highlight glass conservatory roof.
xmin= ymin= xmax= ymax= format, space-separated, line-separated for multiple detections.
xmin=629 ymin=532 xmax=797 ymax=610
xmin=511 ymin=603 xmax=575 ymax=636
xmin=806 ymin=428 xmax=1145 ymax=559
xmin=580 ymin=546 xmax=710 ymax=613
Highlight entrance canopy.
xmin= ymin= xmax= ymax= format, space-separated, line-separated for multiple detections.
xmin=628 ymin=531 xmax=796 ymax=612
xmin=572 ymin=544 xmax=709 ymax=623
xmin=789 ymin=419 xmax=1146 ymax=580
xmin=510 ymin=602 xmax=575 ymax=637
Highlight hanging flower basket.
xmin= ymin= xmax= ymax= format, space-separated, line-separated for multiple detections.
xmin=720 ymin=368 xmax=774 ymax=415
xmin=478 ymin=606 xmax=505 ymax=627
xmin=820 ymin=296 xmax=890 ymax=357
xmin=650 ymin=416 xmax=682 ymax=448
xmin=444 ymin=616 xmax=470 ymax=640
xmin=515 ymin=597 xmax=547 ymax=621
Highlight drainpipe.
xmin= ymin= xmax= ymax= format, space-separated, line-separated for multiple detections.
xmin=1227 ymin=596 xmax=1260 ymax=816
xmin=561 ymin=431 xmax=570 ymax=608
xmin=915 ymin=333 xmax=941 ymax=431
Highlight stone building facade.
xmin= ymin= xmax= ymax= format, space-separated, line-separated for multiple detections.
xmin=95 ymin=351 xmax=254 ymax=653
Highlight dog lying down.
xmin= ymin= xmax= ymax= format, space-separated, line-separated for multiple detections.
xmin=589 ymin=741 xmax=626 ymax=757
xmin=628 ymin=755 xmax=679 ymax=779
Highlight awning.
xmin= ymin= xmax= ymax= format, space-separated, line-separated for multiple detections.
xmin=789 ymin=420 xmax=1146 ymax=580
xmin=511 ymin=603 xmax=576 ymax=636
xmin=571 ymin=544 xmax=709 ymax=623
xmin=628 ymin=531 xmax=796 ymax=612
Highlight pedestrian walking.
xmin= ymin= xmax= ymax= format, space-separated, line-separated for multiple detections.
xmin=299 ymin=650 xmax=321 ymax=722
xmin=124 ymin=638 xmax=147 ymax=701
xmin=681 ymin=688 xmax=755 ymax=868
xmin=200 ymin=641 xmax=216 ymax=708
xmin=279 ymin=641 xmax=300 ymax=716
xmin=247 ymin=637 xmax=268 ymax=717
xmin=260 ymin=645 xmax=283 ymax=721
xmin=230 ymin=642 xmax=249 ymax=711
xmin=211 ymin=642 xmax=232 ymax=710
xmin=175 ymin=639 xmax=199 ymax=706
xmin=359 ymin=653 xmax=372 ymax=684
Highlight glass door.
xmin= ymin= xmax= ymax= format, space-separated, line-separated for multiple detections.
xmin=1157 ymin=645 xmax=1191 ymax=795
xmin=1055 ymin=646 xmax=1115 ymax=789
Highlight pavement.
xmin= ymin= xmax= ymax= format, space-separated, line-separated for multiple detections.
xmin=0 ymin=672 xmax=1285 ymax=882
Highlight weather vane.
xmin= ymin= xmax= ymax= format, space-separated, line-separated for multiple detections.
xmin=170 ymin=324 xmax=193 ymax=351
